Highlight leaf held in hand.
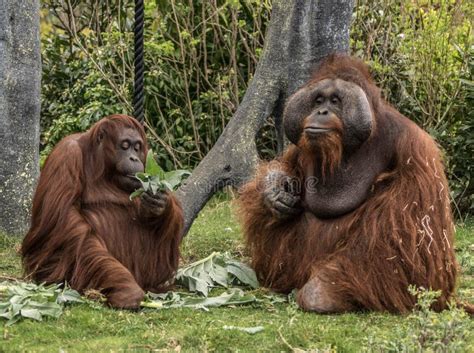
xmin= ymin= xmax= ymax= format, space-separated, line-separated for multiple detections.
xmin=130 ymin=150 xmax=190 ymax=199
xmin=129 ymin=189 xmax=145 ymax=201
xmin=145 ymin=150 xmax=165 ymax=179
xmin=163 ymin=170 xmax=191 ymax=190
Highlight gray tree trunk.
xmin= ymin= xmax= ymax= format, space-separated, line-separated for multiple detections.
xmin=176 ymin=0 xmax=355 ymax=235
xmin=0 ymin=0 xmax=41 ymax=236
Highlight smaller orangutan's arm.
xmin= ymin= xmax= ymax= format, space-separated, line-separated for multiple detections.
xmin=72 ymin=231 xmax=145 ymax=310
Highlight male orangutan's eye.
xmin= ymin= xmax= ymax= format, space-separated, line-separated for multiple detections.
xmin=331 ymin=95 xmax=341 ymax=104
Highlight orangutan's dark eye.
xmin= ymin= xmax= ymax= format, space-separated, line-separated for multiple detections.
xmin=134 ymin=142 xmax=141 ymax=152
xmin=315 ymin=96 xmax=324 ymax=104
xmin=331 ymin=95 xmax=340 ymax=104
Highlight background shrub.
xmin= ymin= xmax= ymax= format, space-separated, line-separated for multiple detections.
xmin=40 ymin=0 xmax=473 ymax=216
xmin=352 ymin=0 xmax=473 ymax=217
xmin=40 ymin=0 xmax=271 ymax=170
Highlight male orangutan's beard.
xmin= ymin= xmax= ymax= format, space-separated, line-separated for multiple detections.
xmin=298 ymin=132 xmax=343 ymax=182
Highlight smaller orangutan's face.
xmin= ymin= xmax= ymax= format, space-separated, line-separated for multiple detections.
xmin=283 ymin=78 xmax=374 ymax=153
xmin=111 ymin=128 xmax=146 ymax=192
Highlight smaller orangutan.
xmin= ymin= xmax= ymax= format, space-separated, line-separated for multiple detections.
xmin=238 ymin=54 xmax=471 ymax=314
xmin=22 ymin=115 xmax=183 ymax=309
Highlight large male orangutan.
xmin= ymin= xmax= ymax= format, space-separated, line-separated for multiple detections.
xmin=239 ymin=54 xmax=463 ymax=313
xmin=22 ymin=115 xmax=183 ymax=309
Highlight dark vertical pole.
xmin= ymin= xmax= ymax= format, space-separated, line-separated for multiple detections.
xmin=133 ymin=0 xmax=145 ymax=123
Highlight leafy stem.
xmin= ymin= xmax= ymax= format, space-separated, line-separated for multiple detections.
xmin=130 ymin=150 xmax=190 ymax=200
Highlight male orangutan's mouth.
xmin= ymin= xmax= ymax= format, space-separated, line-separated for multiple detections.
xmin=304 ymin=126 xmax=332 ymax=137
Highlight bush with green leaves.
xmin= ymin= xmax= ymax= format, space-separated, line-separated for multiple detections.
xmin=351 ymin=0 xmax=473 ymax=215
xmin=367 ymin=286 xmax=470 ymax=351
xmin=40 ymin=0 xmax=271 ymax=170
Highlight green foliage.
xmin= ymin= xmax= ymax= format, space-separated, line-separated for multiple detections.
xmin=0 ymin=282 xmax=82 ymax=326
xmin=130 ymin=150 xmax=190 ymax=200
xmin=351 ymin=0 xmax=473 ymax=215
xmin=40 ymin=29 xmax=131 ymax=166
xmin=176 ymin=252 xmax=259 ymax=296
xmin=142 ymin=288 xmax=258 ymax=310
xmin=367 ymin=286 xmax=470 ymax=351
xmin=40 ymin=0 xmax=271 ymax=169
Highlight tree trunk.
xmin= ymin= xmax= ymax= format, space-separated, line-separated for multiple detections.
xmin=176 ymin=0 xmax=354 ymax=235
xmin=0 ymin=0 xmax=41 ymax=236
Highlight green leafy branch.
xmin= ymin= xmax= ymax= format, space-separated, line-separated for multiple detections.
xmin=141 ymin=288 xmax=258 ymax=311
xmin=175 ymin=252 xmax=259 ymax=297
xmin=130 ymin=150 xmax=190 ymax=200
xmin=140 ymin=252 xmax=262 ymax=310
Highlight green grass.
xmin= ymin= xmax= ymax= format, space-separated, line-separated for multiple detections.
xmin=1 ymin=200 xmax=473 ymax=352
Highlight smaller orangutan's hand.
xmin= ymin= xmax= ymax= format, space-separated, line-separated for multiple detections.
xmin=262 ymin=170 xmax=302 ymax=219
xmin=140 ymin=190 xmax=169 ymax=217
xmin=107 ymin=285 xmax=145 ymax=310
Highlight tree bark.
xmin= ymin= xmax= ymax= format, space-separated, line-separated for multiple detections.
xmin=176 ymin=0 xmax=355 ymax=235
xmin=0 ymin=0 xmax=41 ymax=235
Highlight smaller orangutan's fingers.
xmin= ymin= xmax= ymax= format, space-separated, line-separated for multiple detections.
xmin=153 ymin=201 xmax=167 ymax=211
xmin=142 ymin=192 xmax=169 ymax=207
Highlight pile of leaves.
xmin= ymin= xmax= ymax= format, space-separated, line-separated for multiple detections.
xmin=176 ymin=252 xmax=259 ymax=296
xmin=0 ymin=254 xmax=269 ymax=325
xmin=141 ymin=252 xmax=261 ymax=310
xmin=142 ymin=289 xmax=257 ymax=311
xmin=130 ymin=150 xmax=190 ymax=200
xmin=0 ymin=282 xmax=82 ymax=326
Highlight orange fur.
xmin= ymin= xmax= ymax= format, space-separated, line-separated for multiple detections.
xmin=298 ymin=122 xmax=343 ymax=181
